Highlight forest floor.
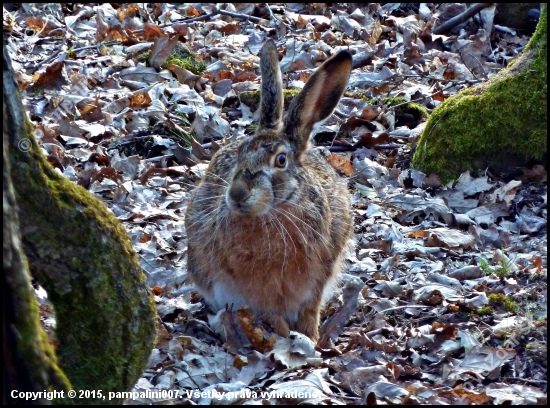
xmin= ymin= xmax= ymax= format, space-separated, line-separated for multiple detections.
xmin=6 ymin=3 xmax=547 ymax=404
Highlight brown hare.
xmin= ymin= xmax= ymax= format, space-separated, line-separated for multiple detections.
xmin=185 ymin=40 xmax=353 ymax=342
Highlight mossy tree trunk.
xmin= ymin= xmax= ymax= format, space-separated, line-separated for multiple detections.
xmin=4 ymin=123 xmax=72 ymax=404
xmin=412 ymin=5 xmax=547 ymax=183
xmin=3 ymin=45 xmax=157 ymax=404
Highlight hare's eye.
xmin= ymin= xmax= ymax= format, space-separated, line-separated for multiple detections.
xmin=274 ymin=153 xmax=287 ymax=168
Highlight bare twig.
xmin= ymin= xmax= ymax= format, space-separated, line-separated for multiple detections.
xmin=72 ymin=40 xmax=121 ymax=53
xmin=387 ymin=78 xmax=483 ymax=111
xmin=400 ymin=73 xmax=484 ymax=84
xmin=217 ymin=8 xmax=266 ymax=24
xmin=370 ymin=143 xmax=406 ymax=150
xmin=131 ymin=7 xmax=220 ymax=33
xmin=283 ymin=39 xmax=298 ymax=88
xmin=134 ymin=5 xmax=272 ymax=35
xmin=145 ymin=362 xmax=203 ymax=390
xmin=32 ymin=50 xmax=61 ymax=68
xmin=263 ymin=3 xmax=277 ymax=21
xmin=378 ymin=305 xmax=434 ymax=313
xmin=432 ymin=3 xmax=494 ymax=35
xmin=262 ymin=3 xmax=292 ymax=31
xmin=178 ymin=10 xmax=219 ymax=24
xmin=387 ymin=84 xmax=453 ymax=110
xmin=326 ymin=145 xmax=354 ymax=152
xmin=26 ymin=40 xmax=122 ymax=71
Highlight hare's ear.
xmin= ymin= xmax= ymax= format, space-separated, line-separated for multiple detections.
xmin=258 ymin=40 xmax=284 ymax=130
xmin=284 ymin=51 xmax=352 ymax=152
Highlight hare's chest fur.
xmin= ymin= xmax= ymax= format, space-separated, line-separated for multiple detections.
xmin=209 ymin=210 xmax=332 ymax=317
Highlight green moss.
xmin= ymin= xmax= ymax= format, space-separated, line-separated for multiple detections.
xmin=137 ymin=50 xmax=150 ymax=63
xmin=411 ymin=5 xmax=547 ymax=182
xmin=345 ymin=89 xmax=371 ymax=100
xmin=164 ymin=43 xmax=207 ymax=74
xmin=489 ymin=293 xmax=518 ymax=313
xmin=284 ymin=89 xmax=301 ymax=96
xmin=4 ymin=208 xmax=73 ymax=396
xmin=473 ymin=293 xmax=519 ymax=316
xmin=474 ymin=306 xmax=493 ymax=316
xmin=503 ymin=299 xmax=518 ymax=313
xmin=137 ymin=43 xmax=206 ymax=74
xmin=353 ymin=94 xmax=428 ymax=124
xmin=229 ymin=88 xmax=301 ymax=113
xmin=382 ymin=96 xmax=428 ymax=121
xmin=488 ymin=293 xmax=505 ymax=303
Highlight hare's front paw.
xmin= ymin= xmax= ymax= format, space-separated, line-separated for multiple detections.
xmin=296 ymin=312 xmax=320 ymax=343
xmin=266 ymin=315 xmax=290 ymax=338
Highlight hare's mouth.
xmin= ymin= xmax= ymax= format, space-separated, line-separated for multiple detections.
xmin=227 ymin=199 xmax=270 ymax=217
xmin=226 ymin=190 xmax=272 ymax=217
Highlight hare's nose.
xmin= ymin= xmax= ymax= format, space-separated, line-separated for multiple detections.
xmin=228 ymin=182 xmax=251 ymax=206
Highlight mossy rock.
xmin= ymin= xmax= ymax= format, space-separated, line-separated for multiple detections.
xmin=412 ymin=6 xmax=547 ymax=183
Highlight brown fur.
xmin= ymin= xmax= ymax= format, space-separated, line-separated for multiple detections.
xmin=185 ymin=40 xmax=353 ymax=341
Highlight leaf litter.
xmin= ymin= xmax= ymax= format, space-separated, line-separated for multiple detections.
xmin=6 ymin=2 xmax=546 ymax=405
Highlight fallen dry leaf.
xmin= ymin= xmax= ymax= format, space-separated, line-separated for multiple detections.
xmin=326 ymin=153 xmax=353 ymax=176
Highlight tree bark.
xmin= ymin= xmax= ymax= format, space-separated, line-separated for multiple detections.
xmin=3 ymin=44 xmax=157 ymax=404
xmin=4 ymin=116 xmax=73 ymax=405
xmin=412 ymin=5 xmax=547 ymax=182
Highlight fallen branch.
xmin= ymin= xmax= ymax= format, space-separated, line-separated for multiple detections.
xmin=141 ymin=6 xmax=270 ymax=33
xmin=400 ymin=73 xmax=484 ymax=85
xmin=432 ymin=3 xmax=494 ymax=35
xmin=218 ymin=8 xmax=267 ymax=24
xmin=25 ymin=40 xmax=122 ymax=71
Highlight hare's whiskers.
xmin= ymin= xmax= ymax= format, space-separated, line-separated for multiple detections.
xmin=260 ymin=215 xmax=272 ymax=261
xmin=180 ymin=180 xmax=228 ymax=190
xmin=270 ymin=211 xmax=297 ymax=254
xmin=266 ymin=212 xmax=290 ymax=273
xmin=185 ymin=206 xmax=220 ymax=231
xmin=275 ymin=206 xmax=333 ymax=249
xmin=205 ymin=172 xmax=230 ymax=186
xmin=186 ymin=194 xmax=225 ymax=204
xmin=270 ymin=207 xmax=309 ymax=246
